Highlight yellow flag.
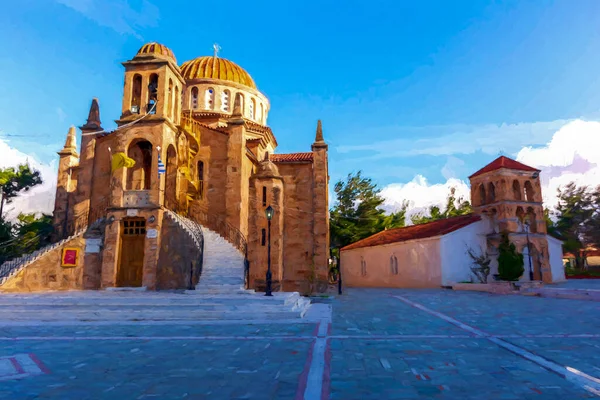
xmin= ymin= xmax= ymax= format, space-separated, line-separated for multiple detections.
xmin=111 ymin=152 xmax=136 ymax=172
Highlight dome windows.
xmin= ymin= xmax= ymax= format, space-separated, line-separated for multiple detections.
xmin=204 ymin=88 xmax=215 ymax=110
xmin=221 ymin=90 xmax=230 ymax=112
xmin=191 ymin=87 xmax=198 ymax=109
xmin=249 ymin=98 xmax=256 ymax=119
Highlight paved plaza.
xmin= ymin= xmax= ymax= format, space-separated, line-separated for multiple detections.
xmin=0 ymin=288 xmax=599 ymax=399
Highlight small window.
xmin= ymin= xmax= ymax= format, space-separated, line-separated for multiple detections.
xmin=249 ymin=98 xmax=256 ymax=119
xmin=221 ymin=90 xmax=230 ymax=112
xmin=191 ymin=87 xmax=199 ymax=109
xmin=261 ymin=229 xmax=266 ymax=246
xmin=262 ymin=186 xmax=267 ymax=207
xmin=205 ymin=88 xmax=215 ymax=110
xmin=390 ymin=256 xmax=398 ymax=275
xmin=360 ymin=257 xmax=367 ymax=276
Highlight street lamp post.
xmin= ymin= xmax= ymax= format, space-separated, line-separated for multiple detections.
xmin=524 ymin=221 xmax=534 ymax=281
xmin=265 ymin=205 xmax=274 ymax=296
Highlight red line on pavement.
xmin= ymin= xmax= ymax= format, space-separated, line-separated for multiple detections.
xmin=28 ymin=353 xmax=51 ymax=374
xmin=320 ymin=338 xmax=332 ymax=400
xmin=312 ymin=323 xmax=320 ymax=337
xmin=9 ymin=357 xmax=25 ymax=374
xmin=295 ymin=339 xmax=316 ymax=400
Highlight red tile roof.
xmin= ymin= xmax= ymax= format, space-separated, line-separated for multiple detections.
xmin=271 ymin=152 xmax=314 ymax=163
xmin=341 ymin=214 xmax=481 ymax=251
xmin=469 ymin=156 xmax=540 ymax=179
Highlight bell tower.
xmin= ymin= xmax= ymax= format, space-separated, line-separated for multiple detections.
xmin=469 ymin=156 xmax=552 ymax=282
xmin=119 ymin=42 xmax=184 ymax=125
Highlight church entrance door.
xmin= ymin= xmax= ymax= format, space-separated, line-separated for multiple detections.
xmin=117 ymin=218 xmax=146 ymax=287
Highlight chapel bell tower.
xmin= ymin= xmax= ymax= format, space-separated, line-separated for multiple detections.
xmin=469 ymin=156 xmax=552 ymax=282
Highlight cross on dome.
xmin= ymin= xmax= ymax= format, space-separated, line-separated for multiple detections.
xmin=213 ymin=43 xmax=221 ymax=58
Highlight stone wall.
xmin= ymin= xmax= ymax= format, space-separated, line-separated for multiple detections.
xmin=0 ymin=235 xmax=90 ymax=292
xmin=156 ymin=215 xmax=202 ymax=290
xmin=277 ymin=163 xmax=315 ymax=292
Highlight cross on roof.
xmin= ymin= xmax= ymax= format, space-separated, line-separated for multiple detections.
xmin=213 ymin=43 xmax=221 ymax=58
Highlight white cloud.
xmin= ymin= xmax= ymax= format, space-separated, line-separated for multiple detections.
xmin=381 ymin=119 xmax=600 ymax=221
xmin=0 ymin=138 xmax=57 ymax=220
xmin=55 ymin=0 xmax=159 ymax=40
xmin=516 ymin=119 xmax=600 ymax=208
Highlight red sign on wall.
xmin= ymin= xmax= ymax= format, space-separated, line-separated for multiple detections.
xmin=61 ymin=248 xmax=79 ymax=267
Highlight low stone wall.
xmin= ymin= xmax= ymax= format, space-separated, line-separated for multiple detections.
xmin=452 ymin=281 xmax=521 ymax=295
xmin=0 ymin=236 xmax=87 ymax=292
xmin=156 ymin=216 xmax=203 ymax=290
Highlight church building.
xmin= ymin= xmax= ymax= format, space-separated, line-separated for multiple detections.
xmin=340 ymin=156 xmax=566 ymax=288
xmin=2 ymin=42 xmax=330 ymax=293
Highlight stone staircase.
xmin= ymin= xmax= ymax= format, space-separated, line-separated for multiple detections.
xmin=167 ymin=211 xmax=312 ymax=320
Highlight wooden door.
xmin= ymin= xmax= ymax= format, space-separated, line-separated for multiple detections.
xmin=117 ymin=218 xmax=146 ymax=287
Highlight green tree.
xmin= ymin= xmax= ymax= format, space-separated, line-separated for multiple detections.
xmin=0 ymin=164 xmax=42 ymax=219
xmin=330 ymin=171 xmax=406 ymax=249
xmin=497 ymin=231 xmax=524 ymax=281
xmin=552 ymin=182 xmax=595 ymax=269
xmin=411 ymin=187 xmax=472 ymax=225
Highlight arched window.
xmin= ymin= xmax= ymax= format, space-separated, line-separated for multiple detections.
xmin=512 ymin=180 xmax=522 ymax=201
xmin=167 ymin=79 xmax=173 ymax=119
xmin=191 ymin=87 xmax=199 ymax=109
xmin=524 ymin=181 xmax=534 ymax=202
xmin=249 ymin=98 xmax=256 ymax=119
xmin=526 ymin=207 xmax=537 ymax=233
xmin=390 ymin=255 xmax=398 ymax=275
xmin=360 ymin=257 xmax=367 ymax=276
xmin=131 ymin=74 xmax=142 ymax=113
xmin=197 ymin=160 xmax=204 ymax=199
xmin=221 ymin=90 xmax=230 ymax=112
xmin=204 ymin=88 xmax=215 ymax=110
xmin=261 ymin=229 xmax=266 ymax=246
xmin=174 ymin=85 xmax=180 ymax=122
xmin=262 ymin=186 xmax=267 ymax=207
xmin=126 ymin=140 xmax=153 ymax=190
xmin=164 ymin=145 xmax=177 ymax=209
xmin=479 ymin=184 xmax=486 ymax=205
xmin=147 ymin=74 xmax=159 ymax=114
xmin=516 ymin=206 xmax=525 ymax=231
xmin=259 ymin=103 xmax=264 ymax=123
xmin=488 ymin=183 xmax=496 ymax=202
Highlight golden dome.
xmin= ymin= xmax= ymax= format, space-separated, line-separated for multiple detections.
xmin=180 ymin=56 xmax=256 ymax=89
xmin=136 ymin=42 xmax=177 ymax=64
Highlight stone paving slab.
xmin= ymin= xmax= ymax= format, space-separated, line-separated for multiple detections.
xmin=0 ymin=338 xmax=311 ymax=400
xmin=507 ymin=337 xmax=600 ymax=381
xmin=391 ymin=289 xmax=600 ymax=335
xmin=332 ymin=289 xmax=468 ymax=336
xmin=329 ymin=338 xmax=596 ymax=399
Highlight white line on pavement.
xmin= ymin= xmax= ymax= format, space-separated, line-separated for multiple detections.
xmin=394 ymin=295 xmax=600 ymax=397
xmin=304 ymin=337 xmax=327 ymax=400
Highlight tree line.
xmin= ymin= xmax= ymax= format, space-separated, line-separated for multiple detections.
xmin=0 ymin=164 xmax=53 ymax=264
xmin=329 ymin=171 xmax=600 ymax=269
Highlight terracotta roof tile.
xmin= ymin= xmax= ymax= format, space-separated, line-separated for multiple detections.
xmin=341 ymin=214 xmax=481 ymax=251
xmin=469 ymin=156 xmax=539 ymax=179
xmin=271 ymin=152 xmax=314 ymax=163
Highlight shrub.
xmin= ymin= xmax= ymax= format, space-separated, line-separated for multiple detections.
xmin=497 ymin=232 xmax=524 ymax=281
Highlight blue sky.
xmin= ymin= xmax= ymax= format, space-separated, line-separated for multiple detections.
xmin=1 ymin=0 xmax=600 ymax=214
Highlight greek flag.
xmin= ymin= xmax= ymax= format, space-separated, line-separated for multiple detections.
xmin=158 ymin=154 xmax=166 ymax=175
